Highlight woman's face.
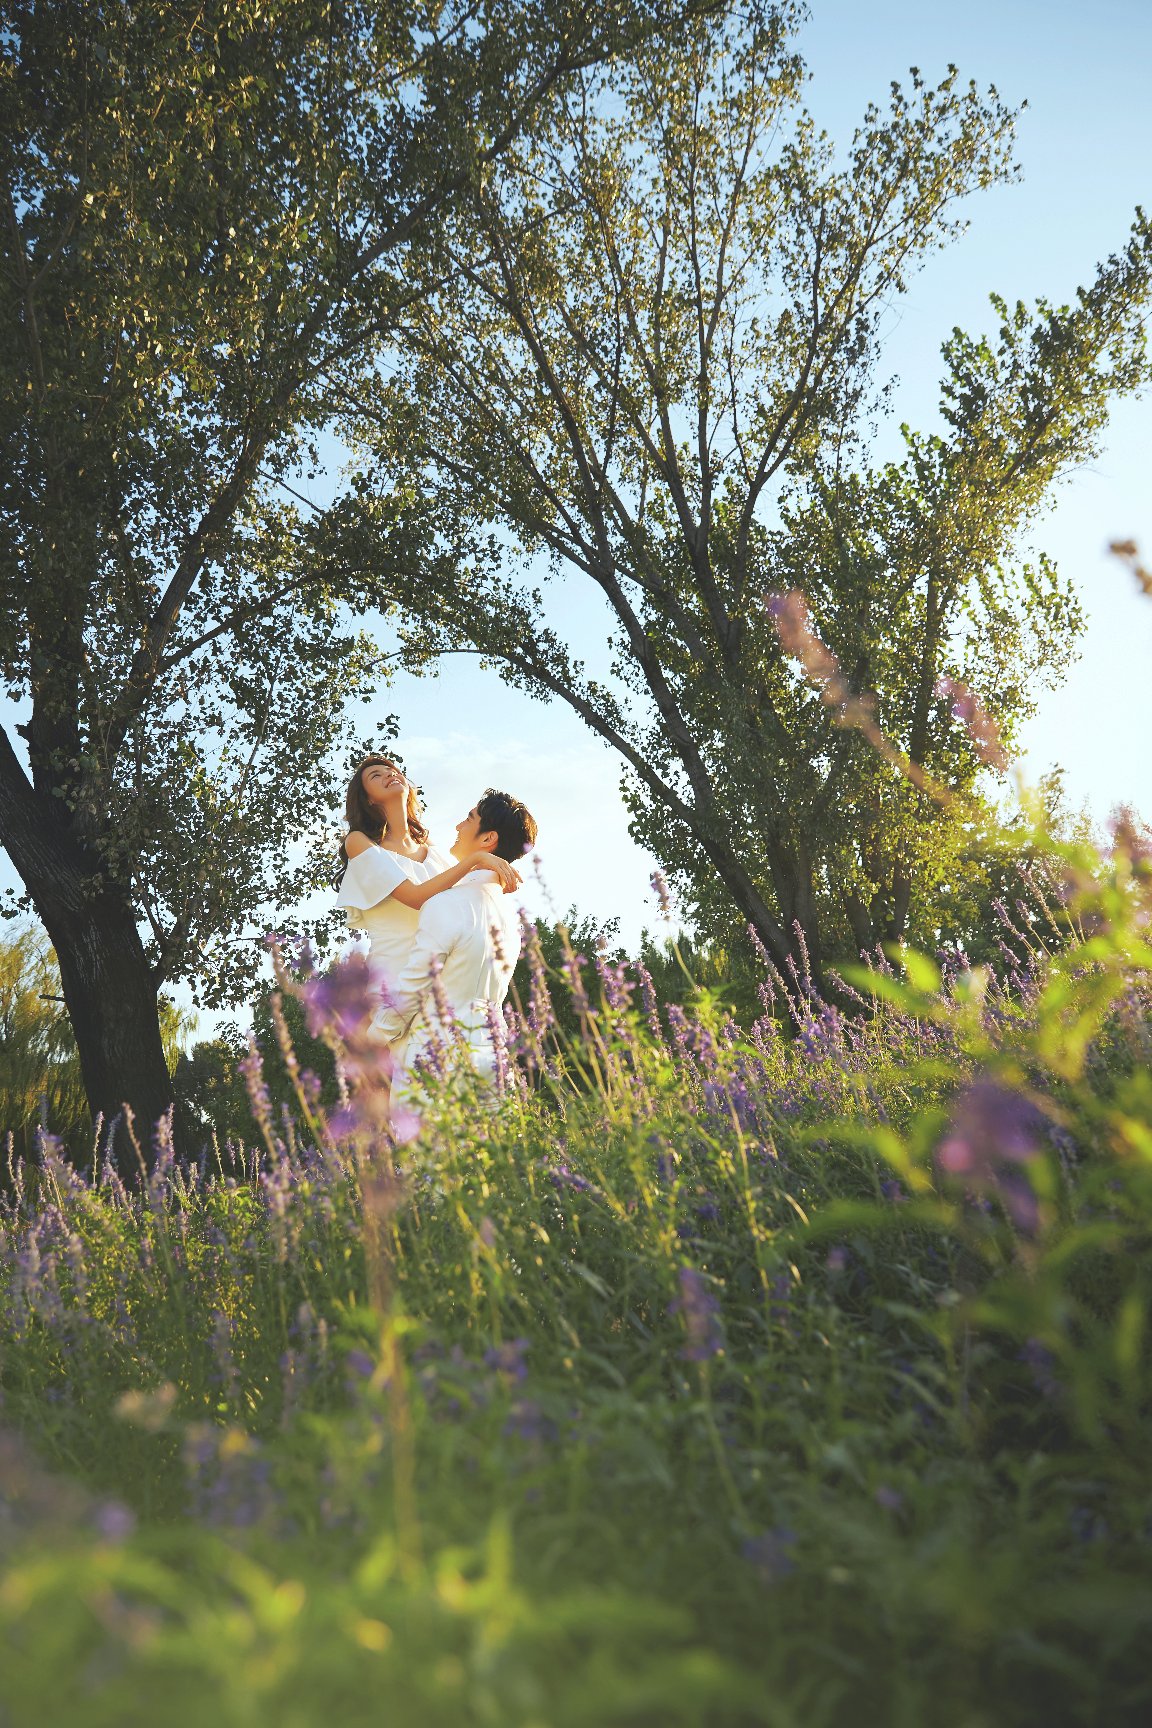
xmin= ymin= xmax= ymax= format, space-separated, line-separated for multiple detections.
xmin=361 ymin=760 xmax=407 ymax=810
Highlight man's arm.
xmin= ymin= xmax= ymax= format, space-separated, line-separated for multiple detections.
xmin=374 ymin=893 xmax=459 ymax=1045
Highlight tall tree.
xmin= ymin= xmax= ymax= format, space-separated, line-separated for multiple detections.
xmin=344 ymin=2 xmax=1151 ymax=983
xmin=0 ymin=0 xmax=701 ymax=1151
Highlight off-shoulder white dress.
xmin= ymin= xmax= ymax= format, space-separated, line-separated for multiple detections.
xmin=335 ymin=842 xmax=455 ymax=1005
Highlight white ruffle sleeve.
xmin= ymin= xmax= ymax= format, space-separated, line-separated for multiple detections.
xmin=336 ymin=848 xmax=409 ymax=921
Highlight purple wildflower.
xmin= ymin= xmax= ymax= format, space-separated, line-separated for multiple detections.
xmin=423 ymin=951 xmax=454 ymax=1037
xmin=485 ymin=1338 xmax=529 ymax=1383
xmin=520 ymin=911 xmax=555 ymax=1050
xmin=94 ymin=1500 xmax=137 ymax=1543
xmin=635 ymin=961 xmax=665 ymax=1044
xmin=665 ymin=1003 xmax=694 ymax=1064
xmin=239 ymin=1037 xmax=274 ymax=1138
xmin=327 ymin=1105 xmax=361 ymax=1142
xmin=769 ymin=1272 xmax=793 ymax=1326
xmin=484 ymin=1000 xmax=511 ymax=1093
xmin=298 ymin=1068 xmax=324 ymax=1109
xmin=560 ymin=944 xmax=591 ymax=1017
xmin=504 ymin=1399 xmax=559 ymax=1444
xmin=345 ymin=1348 xmax=375 ymax=1381
xmin=548 ymin=1161 xmax=593 ymax=1194
xmin=390 ymin=1104 xmax=422 ymax=1145
xmin=746 ymin=922 xmax=772 ymax=967
xmin=1019 ymin=1338 xmax=1061 ymax=1401
xmin=650 ymin=869 xmax=674 ymax=921
xmin=594 ymin=934 xmax=633 ymax=1011
xmin=412 ymin=1030 xmax=449 ymax=1085
xmin=670 ymin=1266 xmax=724 ymax=1362
xmin=652 ymin=1141 xmax=677 ymax=1186
xmin=936 ymin=1079 xmax=1048 ymax=1232
xmin=302 ymin=953 xmax=379 ymax=1044
xmin=742 ymin=1526 xmax=797 ymax=1584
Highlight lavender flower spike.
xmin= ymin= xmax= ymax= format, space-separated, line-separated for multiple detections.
xmin=670 ymin=1265 xmax=724 ymax=1362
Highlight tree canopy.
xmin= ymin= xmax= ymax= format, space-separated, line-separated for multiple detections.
xmin=342 ymin=1 xmax=1151 ymax=981
xmin=0 ymin=0 xmax=704 ymax=1142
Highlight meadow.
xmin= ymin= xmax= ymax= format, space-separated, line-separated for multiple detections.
xmin=1 ymin=833 xmax=1151 ymax=1728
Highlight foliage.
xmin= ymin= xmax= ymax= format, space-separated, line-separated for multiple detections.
xmin=2 ymin=825 xmax=1152 ymax=1725
xmin=0 ymin=929 xmax=193 ymax=1158
xmin=175 ymin=981 xmax=340 ymax=1150
xmin=0 ymin=0 xmax=704 ymax=1128
xmin=0 ymin=927 xmax=88 ymax=1154
xmin=344 ymin=0 xmax=1151 ymax=981
xmin=507 ymin=904 xmax=769 ymax=1043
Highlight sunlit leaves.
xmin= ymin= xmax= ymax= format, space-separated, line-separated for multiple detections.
xmin=347 ymin=4 xmax=1152 ymax=979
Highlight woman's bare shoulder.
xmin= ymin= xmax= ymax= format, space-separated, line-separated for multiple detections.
xmin=344 ymin=831 xmax=376 ymax=858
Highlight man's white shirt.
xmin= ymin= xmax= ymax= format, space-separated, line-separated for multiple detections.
xmin=372 ymin=868 xmax=522 ymax=1086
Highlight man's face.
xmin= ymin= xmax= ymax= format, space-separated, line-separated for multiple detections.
xmin=452 ymin=804 xmax=498 ymax=862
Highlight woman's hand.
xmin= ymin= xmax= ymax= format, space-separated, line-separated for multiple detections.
xmin=467 ymin=851 xmax=521 ymax=893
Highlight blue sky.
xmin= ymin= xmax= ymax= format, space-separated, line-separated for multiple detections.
xmin=3 ymin=0 xmax=1150 ymax=1018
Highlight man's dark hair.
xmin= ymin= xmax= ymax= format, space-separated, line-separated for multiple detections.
xmin=476 ymin=788 xmax=538 ymax=862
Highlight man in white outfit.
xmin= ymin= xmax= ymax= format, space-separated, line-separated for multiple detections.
xmin=373 ymin=789 xmax=537 ymax=1100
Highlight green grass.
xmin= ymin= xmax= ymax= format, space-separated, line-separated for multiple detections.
xmin=2 ymin=839 xmax=1152 ymax=1726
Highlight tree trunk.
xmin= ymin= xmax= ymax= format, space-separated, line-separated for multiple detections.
xmin=691 ymin=823 xmax=795 ymax=971
xmin=694 ymin=818 xmax=829 ymax=1008
xmin=888 ymin=861 xmax=913 ymax=944
xmin=0 ymin=732 xmax=172 ymax=1169
xmin=842 ymin=889 xmax=875 ymax=955
xmin=771 ymin=851 xmax=826 ymax=1002
xmin=47 ymin=887 xmax=174 ymax=1164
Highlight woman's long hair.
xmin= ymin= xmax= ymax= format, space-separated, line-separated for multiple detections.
xmin=338 ymin=754 xmax=429 ymax=875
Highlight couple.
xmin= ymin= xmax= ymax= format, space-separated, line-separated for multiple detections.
xmin=335 ymin=753 xmax=536 ymax=1102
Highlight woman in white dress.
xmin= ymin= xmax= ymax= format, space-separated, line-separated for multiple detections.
xmin=335 ymin=753 xmax=520 ymax=1012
